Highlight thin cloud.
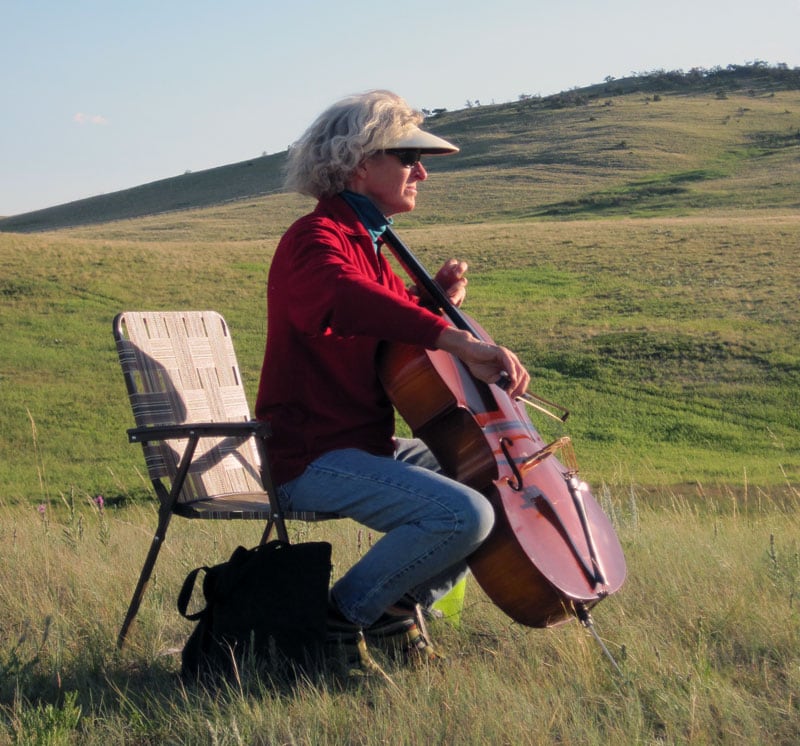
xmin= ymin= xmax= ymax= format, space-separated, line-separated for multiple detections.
xmin=73 ymin=112 xmax=109 ymax=126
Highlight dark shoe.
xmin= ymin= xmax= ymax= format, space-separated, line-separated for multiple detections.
xmin=365 ymin=597 xmax=444 ymax=665
xmin=325 ymin=598 xmax=360 ymax=641
xmin=365 ymin=611 xmax=416 ymax=638
xmin=324 ymin=599 xmax=398 ymax=684
xmin=324 ymin=597 xmax=361 ymax=666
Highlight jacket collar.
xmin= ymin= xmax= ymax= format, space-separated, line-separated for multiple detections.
xmin=339 ymin=190 xmax=392 ymax=251
xmin=313 ymin=194 xmax=373 ymax=239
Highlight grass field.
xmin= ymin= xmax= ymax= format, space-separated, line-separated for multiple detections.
xmin=1 ymin=212 xmax=797 ymax=502
xmin=1 ymin=71 xmax=799 ymax=743
xmin=0 ymin=492 xmax=798 ymax=744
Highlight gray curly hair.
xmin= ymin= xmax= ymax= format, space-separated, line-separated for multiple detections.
xmin=284 ymin=90 xmax=423 ymax=199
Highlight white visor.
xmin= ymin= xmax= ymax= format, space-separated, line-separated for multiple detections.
xmin=383 ymin=126 xmax=459 ymax=154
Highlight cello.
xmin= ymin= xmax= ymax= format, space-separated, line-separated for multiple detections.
xmin=378 ymin=227 xmax=626 ymax=631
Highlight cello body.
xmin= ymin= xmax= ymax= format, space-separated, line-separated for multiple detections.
xmin=379 ymin=321 xmax=626 ymax=627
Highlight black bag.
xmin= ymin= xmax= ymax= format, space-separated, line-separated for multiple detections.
xmin=177 ymin=540 xmax=332 ymax=681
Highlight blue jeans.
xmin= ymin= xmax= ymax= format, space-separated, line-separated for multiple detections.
xmin=277 ymin=438 xmax=495 ymax=627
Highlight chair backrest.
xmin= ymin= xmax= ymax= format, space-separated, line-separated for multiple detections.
xmin=114 ymin=311 xmax=265 ymax=504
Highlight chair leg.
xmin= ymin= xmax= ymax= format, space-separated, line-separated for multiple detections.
xmin=259 ymin=514 xmax=289 ymax=544
xmin=117 ymin=507 xmax=173 ymax=649
xmin=254 ymin=434 xmax=289 ymax=544
xmin=260 ymin=518 xmax=275 ymax=544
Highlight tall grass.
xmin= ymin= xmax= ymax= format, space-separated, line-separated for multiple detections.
xmin=0 ymin=485 xmax=797 ymax=744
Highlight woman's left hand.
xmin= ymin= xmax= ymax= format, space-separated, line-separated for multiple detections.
xmin=434 ymin=259 xmax=469 ymax=307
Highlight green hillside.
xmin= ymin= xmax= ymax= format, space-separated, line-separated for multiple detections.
xmin=1 ymin=65 xmax=798 ymax=502
xmin=2 ymin=64 xmax=798 ymax=233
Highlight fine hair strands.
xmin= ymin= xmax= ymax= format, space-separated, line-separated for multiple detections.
xmin=284 ymin=90 xmax=424 ymax=199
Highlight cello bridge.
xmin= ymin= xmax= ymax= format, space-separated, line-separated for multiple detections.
xmin=521 ymin=436 xmax=578 ymax=477
xmin=502 ymin=436 xmax=578 ymax=491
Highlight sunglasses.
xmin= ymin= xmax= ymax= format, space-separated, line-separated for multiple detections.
xmin=385 ymin=149 xmax=423 ymax=168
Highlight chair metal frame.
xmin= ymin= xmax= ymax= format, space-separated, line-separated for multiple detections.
xmin=113 ymin=310 xmax=335 ymax=648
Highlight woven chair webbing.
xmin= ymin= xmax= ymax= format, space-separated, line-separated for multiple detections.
xmin=117 ymin=312 xmax=265 ymax=503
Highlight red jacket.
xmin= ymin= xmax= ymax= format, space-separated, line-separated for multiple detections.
xmin=255 ymin=195 xmax=450 ymax=485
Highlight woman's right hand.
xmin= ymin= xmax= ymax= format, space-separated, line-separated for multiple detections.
xmin=434 ymin=327 xmax=530 ymax=399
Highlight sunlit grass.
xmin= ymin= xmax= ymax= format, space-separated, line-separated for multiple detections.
xmin=0 ymin=488 xmax=797 ymax=743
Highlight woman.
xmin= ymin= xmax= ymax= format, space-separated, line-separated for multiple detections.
xmin=255 ymin=90 xmax=530 ymax=659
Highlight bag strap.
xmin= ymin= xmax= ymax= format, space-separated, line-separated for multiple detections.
xmin=177 ymin=543 xmax=290 ymax=619
xmin=177 ymin=566 xmax=210 ymax=621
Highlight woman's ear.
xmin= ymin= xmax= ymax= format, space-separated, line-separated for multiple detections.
xmin=347 ymin=159 xmax=369 ymax=190
xmin=354 ymin=159 xmax=370 ymax=178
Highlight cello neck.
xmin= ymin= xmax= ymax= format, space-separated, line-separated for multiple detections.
xmin=383 ymin=226 xmax=570 ymax=422
xmin=382 ymin=226 xmax=476 ymax=334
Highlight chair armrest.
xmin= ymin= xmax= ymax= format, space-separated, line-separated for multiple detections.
xmin=127 ymin=420 xmax=272 ymax=444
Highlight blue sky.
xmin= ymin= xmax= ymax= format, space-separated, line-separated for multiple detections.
xmin=2 ymin=0 xmax=798 ymax=216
